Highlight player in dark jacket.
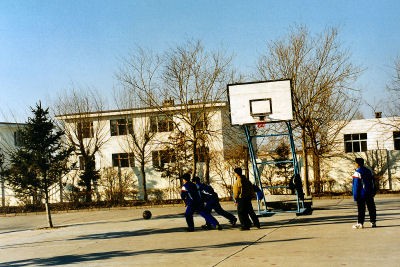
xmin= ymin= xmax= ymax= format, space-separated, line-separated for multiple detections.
xmin=193 ymin=177 xmax=237 ymax=228
xmin=180 ymin=173 xmax=221 ymax=232
xmin=352 ymin=157 xmax=377 ymax=229
xmin=233 ymin=167 xmax=260 ymax=230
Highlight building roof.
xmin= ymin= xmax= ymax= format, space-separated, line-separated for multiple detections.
xmin=55 ymin=101 xmax=228 ymax=120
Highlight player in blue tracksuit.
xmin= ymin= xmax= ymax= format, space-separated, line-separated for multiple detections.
xmin=180 ymin=173 xmax=221 ymax=232
xmin=352 ymin=157 xmax=377 ymax=229
xmin=193 ymin=177 xmax=237 ymax=228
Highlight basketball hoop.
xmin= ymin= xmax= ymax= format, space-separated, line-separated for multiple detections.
xmin=256 ymin=121 xmax=266 ymax=128
xmin=227 ymin=80 xmax=293 ymax=126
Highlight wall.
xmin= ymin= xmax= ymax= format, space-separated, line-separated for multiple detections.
xmin=320 ymin=117 xmax=400 ymax=192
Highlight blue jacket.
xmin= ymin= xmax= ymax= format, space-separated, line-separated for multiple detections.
xmin=181 ymin=181 xmax=203 ymax=206
xmin=195 ymin=182 xmax=218 ymax=202
xmin=352 ymin=166 xmax=375 ymax=201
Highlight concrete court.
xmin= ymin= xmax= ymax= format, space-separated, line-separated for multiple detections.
xmin=0 ymin=195 xmax=399 ymax=267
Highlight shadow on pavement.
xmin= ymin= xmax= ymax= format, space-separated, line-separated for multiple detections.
xmin=0 ymin=237 xmax=314 ymax=267
xmin=70 ymin=226 xmax=187 ymax=240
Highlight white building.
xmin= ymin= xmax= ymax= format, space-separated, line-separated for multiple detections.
xmin=2 ymin=109 xmax=399 ymax=206
xmin=56 ymin=101 xmax=247 ymax=202
xmin=0 ymin=122 xmax=25 ymax=206
xmin=320 ymin=115 xmax=400 ymax=192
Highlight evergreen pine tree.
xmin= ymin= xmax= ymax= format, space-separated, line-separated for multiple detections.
xmin=7 ymin=102 xmax=73 ymax=227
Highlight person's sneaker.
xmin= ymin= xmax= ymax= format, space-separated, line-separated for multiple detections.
xmin=240 ymin=226 xmax=250 ymax=231
xmin=217 ymin=224 xmax=223 ymax=230
xmin=371 ymin=222 xmax=377 ymax=228
xmin=230 ymin=218 xmax=237 ymax=227
xmin=352 ymin=223 xmax=363 ymax=229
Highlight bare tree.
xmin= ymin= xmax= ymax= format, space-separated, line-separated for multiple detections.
xmin=386 ymin=57 xmax=400 ymax=117
xmin=99 ymin=167 xmax=137 ymax=203
xmin=111 ymin=111 xmax=157 ymax=201
xmin=162 ymin=40 xmax=237 ymax=181
xmin=380 ymin=57 xmax=400 ymax=133
xmin=256 ymin=25 xmax=362 ymax=194
xmin=117 ymin=40 xmax=238 ymax=182
xmin=115 ymin=48 xmax=163 ymax=201
xmin=53 ymin=88 xmax=109 ymax=202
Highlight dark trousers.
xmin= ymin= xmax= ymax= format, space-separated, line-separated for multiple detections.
xmin=204 ymin=200 xmax=236 ymax=222
xmin=237 ymin=198 xmax=260 ymax=228
xmin=357 ymin=197 xmax=377 ymax=224
xmin=185 ymin=204 xmax=219 ymax=230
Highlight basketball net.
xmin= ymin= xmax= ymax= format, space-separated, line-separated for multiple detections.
xmin=256 ymin=121 xmax=266 ymax=128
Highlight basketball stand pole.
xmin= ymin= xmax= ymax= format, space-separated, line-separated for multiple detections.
xmin=243 ymin=120 xmax=308 ymax=216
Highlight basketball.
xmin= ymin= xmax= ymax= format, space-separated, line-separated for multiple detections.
xmin=142 ymin=210 xmax=152 ymax=220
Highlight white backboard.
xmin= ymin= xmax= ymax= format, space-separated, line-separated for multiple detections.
xmin=227 ymin=79 xmax=293 ymax=125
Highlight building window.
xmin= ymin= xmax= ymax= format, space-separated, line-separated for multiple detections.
xmin=14 ymin=130 xmax=24 ymax=146
xmin=195 ymin=146 xmax=209 ymax=162
xmin=112 ymin=153 xmax=134 ymax=168
xmin=77 ymin=121 xmax=94 ymax=139
xmin=78 ymin=156 xmax=96 ymax=170
xmin=110 ymin=118 xmax=133 ymax=136
xmin=344 ymin=133 xmax=367 ymax=153
xmin=152 ymin=150 xmax=175 ymax=169
xmin=150 ymin=115 xmax=174 ymax=133
xmin=190 ymin=112 xmax=207 ymax=131
xmin=394 ymin=131 xmax=400 ymax=150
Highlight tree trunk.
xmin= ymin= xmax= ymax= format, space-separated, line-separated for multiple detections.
xmin=387 ymin=150 xmax=392 ymax=191
xmin=302 ymin=129 xmax=311 ymax=195
xmin=205 ymin=151 xmax=210 ymax=184
xmin=44 ymin=175 xmax=53 ymax=228
xmin=1 ymin=172 xmax=5 ymax=207
xmin=45 ymin=201 xmax=53 ymax=228
xmin=312 ymin=151 xmax=322 ymax=194
xmin=85 ymin=181 xmax=92 ymax=202
xmin=191 ymin=139 xmax=197 ymax=179
xmin=141 ymin=163 xmax=147 ymax=201
xmin=118 ymin=165 xmax=123 ymax=202
xmin=59 ymin=177 xmax=63 ymax=203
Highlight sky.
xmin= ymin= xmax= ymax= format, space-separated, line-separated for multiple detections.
xmin=1 ymin=0 xmax=399 ymax=122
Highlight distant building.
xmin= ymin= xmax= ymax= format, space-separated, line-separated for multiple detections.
xmin=0 ymin=122 xmax=26 ymax=206
xmin=2 ymin=110 xmax=399 ymax=206
xmin=318 ymin=116 xmax=400 ymax=192
xmin=55 ymin=101 xmax=247 ymax=202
